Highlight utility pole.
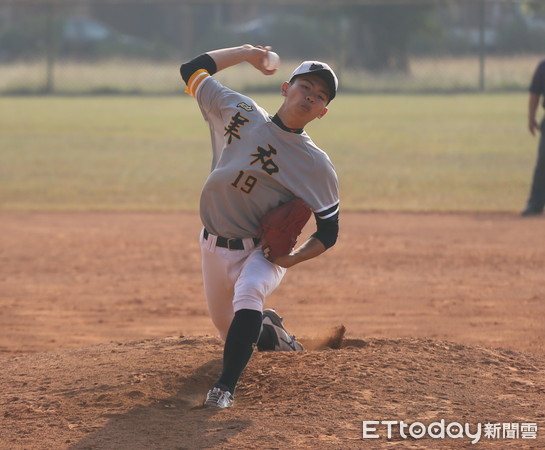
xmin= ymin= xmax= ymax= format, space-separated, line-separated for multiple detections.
xmin=478 ymin=0 xmax=486 ymax=91
xmin=45 ymin=3 xmax=56 ymax=94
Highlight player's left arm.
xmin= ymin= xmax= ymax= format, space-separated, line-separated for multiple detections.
xmin=271 ymin=155 xmax=340 ymax=268
xmin=271 ymin=212 xmax=339 ymax=268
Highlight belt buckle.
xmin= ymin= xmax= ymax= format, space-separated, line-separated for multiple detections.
xmin=226 ymin=238 xmax=238 ymax=250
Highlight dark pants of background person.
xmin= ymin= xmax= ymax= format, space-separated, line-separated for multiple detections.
xmin=524 ymin=119 xmax=545 ymax=214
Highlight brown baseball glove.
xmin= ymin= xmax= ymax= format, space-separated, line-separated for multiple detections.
xmin=259 ymin=198 xmax=312 ymax=260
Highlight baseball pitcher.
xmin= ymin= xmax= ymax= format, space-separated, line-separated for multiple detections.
xmin=180 ymin=44 xmax=340 ymax=408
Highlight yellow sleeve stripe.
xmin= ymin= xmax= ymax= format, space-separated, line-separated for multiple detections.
xmin=185 ymin=69 xmax=210 ymax=97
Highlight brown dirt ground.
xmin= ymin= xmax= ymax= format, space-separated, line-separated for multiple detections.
xmin=1 ymin=211 xmax=544 ymax=449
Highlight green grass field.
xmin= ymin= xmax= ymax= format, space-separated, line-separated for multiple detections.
xmin=0 ymin=93 xmax=536 ymax=212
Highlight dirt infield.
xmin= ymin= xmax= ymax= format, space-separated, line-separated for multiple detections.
xmin=1 ymin=211 xmax=544 ymax=448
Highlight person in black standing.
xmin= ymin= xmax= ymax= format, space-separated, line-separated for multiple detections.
xmin=522 ymin=59 xmax=545 ymax=216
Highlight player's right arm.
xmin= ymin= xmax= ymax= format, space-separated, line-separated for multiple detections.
xmin=206 ymin=45 xmax=276 ymax=75
xmin=180 ymin=45 xmax=275 ymax=86
xmin=180 ymin=46 xmax=273 ymax=170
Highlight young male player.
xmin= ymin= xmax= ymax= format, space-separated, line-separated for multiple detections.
xmin=180 ymin=45 xmax=340 ymax=408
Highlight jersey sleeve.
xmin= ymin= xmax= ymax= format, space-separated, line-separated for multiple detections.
xmin=295 ymin=153 xmax=339 ymax=220
xmin=181 ymin=56 xmax=253 ymax=170
xmin=181 ymin=53 xmax=246 ymax=118
xmin=295 ymin=154 xmax=339 ymax=249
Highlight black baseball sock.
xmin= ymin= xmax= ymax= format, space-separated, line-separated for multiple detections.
xmin=215 ymin=308 xmax=262 ymax=394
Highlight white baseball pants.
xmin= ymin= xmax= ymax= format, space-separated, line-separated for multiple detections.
xmin=199 ymin=229 xmax=287 ymax=340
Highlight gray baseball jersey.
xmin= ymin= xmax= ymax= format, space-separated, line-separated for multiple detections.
xmin=191 ymin=72 xmax=339 ymax=239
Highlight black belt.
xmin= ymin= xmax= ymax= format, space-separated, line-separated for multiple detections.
xmin=203 ymin=229 xmax=260 ymax=250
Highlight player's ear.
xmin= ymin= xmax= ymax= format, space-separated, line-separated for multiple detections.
xmin=317 ymin=107 xmax=328 ymax=119
xmin=281 ymin=81 xmax=290 ymax=97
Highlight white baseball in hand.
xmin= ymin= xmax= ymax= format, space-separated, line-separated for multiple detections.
xmin=264 ymin=51 xmax=280 ymax=70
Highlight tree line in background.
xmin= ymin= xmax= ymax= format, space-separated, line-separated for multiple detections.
xmin=1 ymin=1 xmax=545 ymax=74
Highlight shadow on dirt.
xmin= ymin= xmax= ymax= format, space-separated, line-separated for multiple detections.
xmin=70 ymin=359 xmax=251 ymax=450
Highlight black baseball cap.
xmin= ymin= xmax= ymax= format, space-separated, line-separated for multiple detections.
xmin=289 ymin=61 xmax=339 ymax=102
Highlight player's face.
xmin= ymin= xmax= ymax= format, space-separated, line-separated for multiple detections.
xmin=281 ymin=74 xmax=329 ymax=123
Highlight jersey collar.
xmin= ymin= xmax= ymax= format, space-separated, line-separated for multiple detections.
xmin=271 ymin=114 xmax=304 ymax=134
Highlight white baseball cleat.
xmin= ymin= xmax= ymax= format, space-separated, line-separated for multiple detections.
xmin=204 ymin=386 xmax=234 ymax=409
xmin=262 ymin=309 xmax=304 ymax=351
